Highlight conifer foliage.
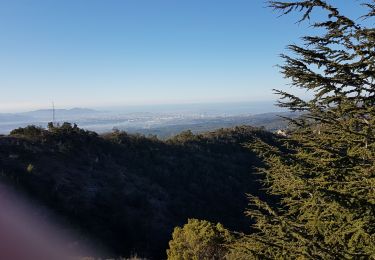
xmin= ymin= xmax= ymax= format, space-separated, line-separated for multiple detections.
xmin=232 ymin=1 xmax=375 ymax=259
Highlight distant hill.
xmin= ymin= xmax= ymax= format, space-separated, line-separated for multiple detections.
xmin=0 ymin=124 xmax=280 ymax=259
xmin=0 ymin=108 xmax=104 ymax=134
xmin=0 ymin=108 xmax=101 ymax=123
xmin=19 ymin=107 xmax=101 ymax=119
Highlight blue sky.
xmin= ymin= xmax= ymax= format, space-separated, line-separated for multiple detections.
xmin=0 ymin=0 xmax=366 ymax=112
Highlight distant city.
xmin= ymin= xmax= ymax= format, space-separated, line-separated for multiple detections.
xmin=0 ymin=101 xmax=294 ymax=138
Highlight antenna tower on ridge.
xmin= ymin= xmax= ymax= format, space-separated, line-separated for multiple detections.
xmin=52 ymin=102 xmax=55 ymax=124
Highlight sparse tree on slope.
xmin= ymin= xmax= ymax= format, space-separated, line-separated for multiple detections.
xmin=231 ymin=1 xmax=375 ymax=259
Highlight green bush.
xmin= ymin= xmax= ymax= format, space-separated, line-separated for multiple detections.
xmin=167 ymin=219 xmax=233 ymax=260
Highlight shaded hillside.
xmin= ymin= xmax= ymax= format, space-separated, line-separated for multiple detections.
xmin=0 ymin=123 xmax=279 ymax=259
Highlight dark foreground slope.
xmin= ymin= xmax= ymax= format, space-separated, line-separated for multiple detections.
xmin=0 ymin=124 xmax=278 ymax=259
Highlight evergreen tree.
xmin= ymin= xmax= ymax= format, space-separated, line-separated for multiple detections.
xmin=231 ymin=1 xmax=375 ymax=259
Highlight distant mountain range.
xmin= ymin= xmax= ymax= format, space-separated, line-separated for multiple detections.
xmin=21 ymin=108 xmax=101 ymax=119
xmin=0 ymin=108 xmax=101 ymax=122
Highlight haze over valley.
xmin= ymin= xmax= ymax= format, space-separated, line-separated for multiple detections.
xmin=0 ymin=101 xmax=291 ymax=137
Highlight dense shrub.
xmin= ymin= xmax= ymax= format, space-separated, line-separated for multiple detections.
xmin=10 ymin=125 xmax=45 ymax=138
xmin=167 ymin=219 xmax=233 ymax=260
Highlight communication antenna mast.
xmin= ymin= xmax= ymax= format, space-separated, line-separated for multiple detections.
xmin=52 ymin=102 xmax=55 ymax=124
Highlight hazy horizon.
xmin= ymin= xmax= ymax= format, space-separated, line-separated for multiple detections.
xmin=0 ymin=100 xmax=282 ymax=114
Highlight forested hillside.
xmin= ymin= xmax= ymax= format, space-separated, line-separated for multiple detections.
xmin=0 ymin=123 xmax=279 ymax=259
